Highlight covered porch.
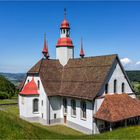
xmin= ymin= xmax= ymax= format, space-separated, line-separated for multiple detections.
xmin=96 ymin=117 xmax=140 ymax=133
xmin=94 ymin=94 xmax=140 ymax=133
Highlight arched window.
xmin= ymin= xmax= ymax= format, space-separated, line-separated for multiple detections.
xmin=81 ymin=101 xmax=86 ymax=119
xmin=33 ymin=99 xmax=39 ymax=113
xmin=105 ymin=83 xmax=109 ymax=94
xmin=122 ymin=82 xmax=125 ymax=93
xmin=71 ymin=99 xmax=76 ymax=116
xmin=114 ymin=79 xmax=117 ymax=93
xmin=66 ymin=30 xmax=69 ymax=37
xmin=37 ymin=80 xmax=40 ymax=90
xmin=27 ymin=79 xmax=29 ymax=83
xmin=63 ymin=98 xmax=67 ymax=114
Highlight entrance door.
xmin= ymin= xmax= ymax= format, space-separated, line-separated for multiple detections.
xmin=64 ymin=116 xmax=67 ymax=124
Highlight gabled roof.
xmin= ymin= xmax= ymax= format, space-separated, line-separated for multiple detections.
xmin=26 ymin=54 xmax=117 ymax=100
xmin=94 ymin=94 xmax=140 ymax=122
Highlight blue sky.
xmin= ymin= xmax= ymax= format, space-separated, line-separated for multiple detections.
xmin=0 ymin=1 xmax=140 ymax=73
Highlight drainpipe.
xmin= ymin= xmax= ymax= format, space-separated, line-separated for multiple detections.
xmin=92 ymin=100 xmax=94 ymax=134
xmin=92 ymin=98 xmax=96 ymax=134
xmin=47 ymin=96 xmax=50 ymax=125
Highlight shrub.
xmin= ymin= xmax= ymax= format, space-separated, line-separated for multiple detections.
xmin=0 ymin=92 xmax=9 ymax=99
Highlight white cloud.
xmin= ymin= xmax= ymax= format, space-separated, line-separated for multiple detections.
xmin=121 ymin=58 xmax=140 ymax=70
xmin=136 ymin=61 xmax=140 ymax=65
xmin=120 ymin=58 xmax=132 ymax=66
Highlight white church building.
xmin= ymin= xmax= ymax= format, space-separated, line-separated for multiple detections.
xmin=19 ymin=11 xmax=140 ymax=134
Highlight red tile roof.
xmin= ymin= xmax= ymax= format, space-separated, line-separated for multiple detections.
xmin=20 ymin=77 xmax=39 ymax=95
xmin=94 ymin=94 xmax=140 ymax=122
xmin=56 ymin=37 xmax=74 ymax=47
xmin=61 ymin=19 xmax=70 ymax=29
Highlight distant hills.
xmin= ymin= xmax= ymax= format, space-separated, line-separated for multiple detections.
xmin=0 ymin=71 xmax=140 ymax=87
xmin=126 ymin=71 xmax=140 ymax=82
xmin=0 ymin=75 xmax=16 ymax=99
xmin=0 ymin=73 xmax=26 ymax=86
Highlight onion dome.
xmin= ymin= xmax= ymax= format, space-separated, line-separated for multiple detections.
xmin=60 ymin=8 xmax=70 ymax=29
xmin=20 ymin=77 xmax=39 ymax=95
xmin=56 ymin=37 xmax=74 ymax=47
xmin=79 ymin=38 xmax=85 ymax=58
xmin=61 ymin=19 xmax=70 ymax=29
xmin=42 ymin=33 xmax=49 ymax=59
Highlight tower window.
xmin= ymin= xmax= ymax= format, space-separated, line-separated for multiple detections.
xmin=114 ymin=79 xmax=117 ymax=93
xmin=33 ymin=99 xmax=39 ymax=113
xmin=63 ymin=29 xmax=65 ymax=34
xmin=37 ymin=80 xmax=40 ymax=90
xmin=71 ymin=99 xmax=76 ymax=116
xmin=105 ymin=83 xmax=108 ymax=94
xmin=66 ymin=30 xmax=69 ymax=37
xmin=122 ymin=83 xmax=125 ymax=93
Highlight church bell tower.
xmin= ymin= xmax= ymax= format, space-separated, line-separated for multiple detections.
xmin=56 ymin=9 xmax=74 ymax=66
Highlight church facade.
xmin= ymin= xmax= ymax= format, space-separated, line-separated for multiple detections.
xmin=19 ymin=12 xmax=140 ymax=134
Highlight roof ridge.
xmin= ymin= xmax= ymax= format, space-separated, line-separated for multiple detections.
xmin=69 ymin=54 xmax=117 ymax=60
xmin=64 ymin=65 xmax=112 ymax=69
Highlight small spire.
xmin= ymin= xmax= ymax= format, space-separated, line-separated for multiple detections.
xmin=80 ymin=37 xmax=85 ymax=58
xmin=42 ymin=33 xmax=49 ymax=59
xmin=64 ymin=8 xmax=66 ymax=19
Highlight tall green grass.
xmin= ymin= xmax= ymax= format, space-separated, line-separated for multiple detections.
xmin=1 ymin=108 xmax=140 ymax=139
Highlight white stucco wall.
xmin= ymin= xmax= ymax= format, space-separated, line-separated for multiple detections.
xmin=65 ymin=98 xmax=93 ymax=131
xmin=103 ymin=62 xmax=133 ymax=95
xmin=19 ymin=95 xmax=39 ymax=117
xmin=49 ymin=96 xmax=62 ymax=120
xmin=49 ymin=97 xmax=93 ymax=132
xmin=56 ymin=47 xmax=74 ymax=66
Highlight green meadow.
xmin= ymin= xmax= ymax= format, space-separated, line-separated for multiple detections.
xmin=1 ymin=105 xmax=140 ymax=139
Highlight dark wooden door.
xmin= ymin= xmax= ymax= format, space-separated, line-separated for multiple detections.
xmin=64 ymin=116 xmax=67 ymax=124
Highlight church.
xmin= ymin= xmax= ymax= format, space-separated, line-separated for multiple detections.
xmin=19 ymin=11 xmax=140 ymax=134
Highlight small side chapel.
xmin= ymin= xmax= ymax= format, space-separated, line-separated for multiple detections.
xmin=19 ymin=10 xmax=140 ymax=134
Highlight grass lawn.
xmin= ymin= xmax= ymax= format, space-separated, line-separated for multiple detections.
xmin=0 ymin=99 xmax=17 ymax=105
xmin=1 ymin=105 xmax=140 ymax=139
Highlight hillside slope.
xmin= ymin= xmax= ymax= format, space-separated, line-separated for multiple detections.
xmin=0 ymin=110 xmax=82 ymax=139
xmin=1 ymin=110 xmax=140 ymax=139
xmin=0 ymin=75 xmax=16 ymax=99
xmin=0 ymin=73 xmax=26 ymax=86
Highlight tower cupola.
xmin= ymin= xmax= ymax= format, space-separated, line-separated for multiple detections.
xmin=56 ymin=9 xmax=74 ymax=66
xmin=60 ymin=8 xmax=70 ymax=38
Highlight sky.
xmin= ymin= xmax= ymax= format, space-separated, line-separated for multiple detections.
xmin=0 ymin=1 xmax=140 ymax=73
